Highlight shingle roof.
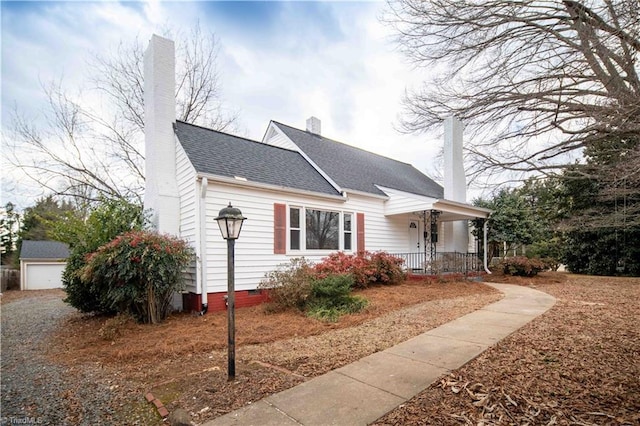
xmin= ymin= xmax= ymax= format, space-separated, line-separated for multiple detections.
xmin=174 ymin=121 xmax=341 ymax=197
xmin=273 ymin=122 xmax=444 ymax=198
xmin=20 ymin=240 xmax=70 ymax=260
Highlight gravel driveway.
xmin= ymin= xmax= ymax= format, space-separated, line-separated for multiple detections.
xmin=1 ymin=292 xmax=118 ymax=426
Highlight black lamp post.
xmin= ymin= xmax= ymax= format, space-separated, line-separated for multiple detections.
xmin=214 ymin=202 xmax=246 ymax=381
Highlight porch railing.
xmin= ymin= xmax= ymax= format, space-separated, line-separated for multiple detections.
xmin=390 ymin=252 xmax=482 ymax=275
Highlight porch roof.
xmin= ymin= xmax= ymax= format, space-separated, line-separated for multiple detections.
xmin=377 ymin=185 xmax=491 ymax=221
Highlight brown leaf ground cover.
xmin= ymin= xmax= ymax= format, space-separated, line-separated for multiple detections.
xmin=9 ymin=273 xmax=636 ymax=425
xmin=374 ymin=273 xmax=640 ymax=426
xmin=44 ymin=278 xmax=499 ymax=424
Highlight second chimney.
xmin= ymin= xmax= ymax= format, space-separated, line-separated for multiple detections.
xmin=306 ymin=116 xmax=321 ymax=135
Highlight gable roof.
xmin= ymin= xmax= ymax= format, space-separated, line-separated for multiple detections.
xmin=20 ymin=240 xmax=70 ymax=260
xmin=174 ymin=121 xmax=341 ymax=197
xmin=272 ymin=122 xmax=444 ymax=198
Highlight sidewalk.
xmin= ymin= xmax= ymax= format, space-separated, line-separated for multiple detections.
xmin=202 ymin=282 xmax=556 ymax=426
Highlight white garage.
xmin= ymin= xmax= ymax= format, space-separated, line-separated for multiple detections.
xmin=20 ymin=240 xmax=70 ymax=290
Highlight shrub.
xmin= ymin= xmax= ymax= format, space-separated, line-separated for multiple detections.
xmin=540 ymin=257 xmax=561 ymax=271
xmin=259 ymin=263 xmax=369 ymax=321
xmin=527 ymin=237 xmax=563 ymax=271
xmin=500 ymin=256 xmax=546 ymax=277
xmin=80 ymin=230 xmax=194 ymax=324
xmin=307 ymin=274 xmax=368 ymax=322
xmin=369 ymin=251 xmax=406 ymax=283
xmin=310 ymin=274 xmax=353 ymax=300
xmin=61 ymin=198 xmax=145 ymax=314
xmin=307 ymin=295 xmax=369 ymax=322
xmin=258 ymin=258 xmax=315 ymax=312
xmin=314 ymin=251 xmax=406 ymax=288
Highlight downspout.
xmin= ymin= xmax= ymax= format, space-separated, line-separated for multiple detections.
xmin=483 ymin=218 xmax=491 ymax=274
xmin=199 ymin=177 xmax=209 ymax=315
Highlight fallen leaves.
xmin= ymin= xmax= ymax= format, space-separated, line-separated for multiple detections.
xmin=374 ymin=274 xmax=640 ymax=426
xmin=439 ymin=374 xmax=562 ymax=425
xmin=38 ymin=280 xmax=499 ymax=425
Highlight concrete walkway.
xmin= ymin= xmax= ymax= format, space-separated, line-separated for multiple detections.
xmin=202 ymin=282 xmax=556 ymax=426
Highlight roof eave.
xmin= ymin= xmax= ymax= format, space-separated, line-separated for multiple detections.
xmin=270 ymin=122 xmax=345 ymax=195
xmin=343 ymin=188 xmax=390 ymax=200
xmin=197 ymin=173 xmax=347 ymax=202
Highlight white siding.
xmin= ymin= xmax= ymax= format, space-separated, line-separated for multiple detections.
xmin=175 ymin=143 xmax=198 ymax=293
xmin=262 ymin=124 xmax=299 ymax=151
xmin=347 ymin=194 xmax=409 ymax=253
xmin=200 ymin=184 xmax=417 ymax=293
xmin=377 ymin=186 xmax=438 ymax=216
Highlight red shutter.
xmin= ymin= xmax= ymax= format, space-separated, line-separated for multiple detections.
xmin=356 ymin=212 xmax=365 ymax=253
xmin=274 ymin=203 xmax=287 ymax=254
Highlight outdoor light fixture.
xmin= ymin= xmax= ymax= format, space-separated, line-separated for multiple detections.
xmin=215 ymin=202 xmax=246 ymax=381
xmin=215 ymin=202 xmax=246 ymax=240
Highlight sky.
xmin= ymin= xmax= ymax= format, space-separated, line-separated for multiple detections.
xmin=1 ymin=0 xmax=454 ymax=211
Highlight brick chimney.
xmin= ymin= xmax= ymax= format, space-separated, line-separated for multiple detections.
xmin=306 ymin=116 xmax=321 ymax=135
xmin=143 ymin=34 xmax=180 ymax=234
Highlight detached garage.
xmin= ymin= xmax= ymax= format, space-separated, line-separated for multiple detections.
xmin=20 ymin=240 xmax=70 ymax=290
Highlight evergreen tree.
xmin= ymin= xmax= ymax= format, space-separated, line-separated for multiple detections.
xmin=559 ymin=136 xmax=640 ymax=276
xmin=0 ymin=202 xmax=20 ymax=266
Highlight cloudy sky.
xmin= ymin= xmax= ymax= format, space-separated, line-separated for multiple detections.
xmin=1 ymin=0 xmax=453 ymax=210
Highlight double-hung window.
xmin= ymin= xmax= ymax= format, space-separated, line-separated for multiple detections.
xmin=343 ymin=213 xmax=352 ymax=251
xmin=290 ymin=208 xmax=301 ymax=250
xmin=288 ymin=206 xmax=352 ymax=252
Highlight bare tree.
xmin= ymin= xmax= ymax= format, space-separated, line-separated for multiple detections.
xmin=385 ymin=0 xmax=640 ymax=183
xmin=5 ymin=24 xmax=237 ymax=204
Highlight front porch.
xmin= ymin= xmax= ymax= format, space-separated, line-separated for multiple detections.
xmin=378 ymin=186 xmax=492 ymax=275
xmin=391 ymin=251 xmax=483 ymax=276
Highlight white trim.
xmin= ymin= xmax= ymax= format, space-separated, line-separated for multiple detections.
xmin=269 ymin=122 xmax=345 ymax=196
xmin=432 ymin=199 xmax=491 ymax=220
xmin=197 ymin=172 xmax=347 ymax=202
xmin=375 ymin=185 xmax=437 ymax=203
xmin=344 ymin=188 xmax=390 ymax=201
xmin=20 ymin=260 xmax=66 ymax=290
xmin=197 ymin=177 xmax=208 ymax=302
xmin=376 ymin=184 xmax=491 ymax=220
xmin=261 ymin=122 xmax=300 ymax=152
xmin=285 ymin=204 xmax=355 ymax=255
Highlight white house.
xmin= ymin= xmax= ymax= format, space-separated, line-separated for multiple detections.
xmin=143 ymin=35 xmax=491 ymax=313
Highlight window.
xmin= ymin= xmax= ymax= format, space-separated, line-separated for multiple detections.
xmin=344 ymin=213 xmax=352 ymax=251
xmin=290 ymin=207 xmax=301 ymax=250
xmin=306 ymin=209 xmax=339 ymax=250
xmin=284 ymin=205 xmax=354 ymax=252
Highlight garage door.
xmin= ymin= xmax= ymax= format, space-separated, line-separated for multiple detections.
xmin=25 ymin=263 xmax=65 ymax=290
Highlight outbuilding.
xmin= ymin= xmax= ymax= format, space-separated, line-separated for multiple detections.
xmin=19 ymin=240 xmax=70 ymax=290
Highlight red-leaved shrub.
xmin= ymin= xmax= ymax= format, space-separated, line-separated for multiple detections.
xmin=314 ymin=251 xmax=406 ymax=288
xmin=500 ymin=256 xmax=546 ymax=277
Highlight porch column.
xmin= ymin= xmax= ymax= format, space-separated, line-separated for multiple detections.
xmin=483 ymin=220 xmax=491 ymax=274
xmin=429 ymin=210 xmax=440 ymax=273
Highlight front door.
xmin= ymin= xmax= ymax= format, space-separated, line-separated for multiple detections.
xmin=408 ymin=220 xmax=421 ymax=270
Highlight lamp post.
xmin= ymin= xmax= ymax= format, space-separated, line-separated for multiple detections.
xmin=215 ymin=202 xmax=246 ymax=381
